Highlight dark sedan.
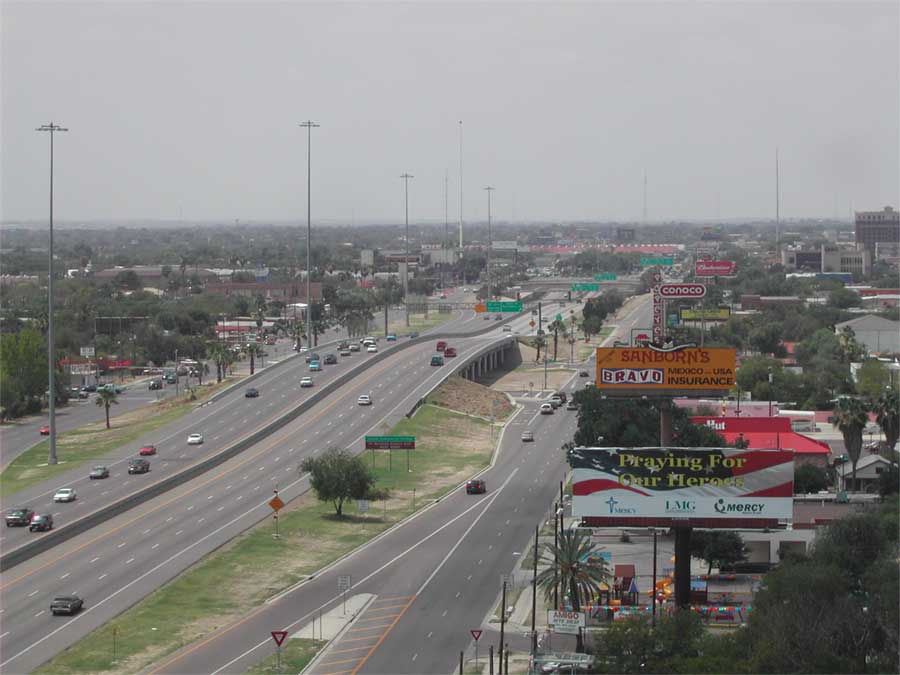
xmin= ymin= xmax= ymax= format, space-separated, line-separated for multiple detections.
xmin=245 ymin=387 xmax=260 ymax=398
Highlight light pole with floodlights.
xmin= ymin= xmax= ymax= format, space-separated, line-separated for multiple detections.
xmin=37 ymin=122 xmax=68 ymax=466
xmin=401 ymin=173 xmax=414 ymax=327
xmin=484 ymin=186 xmax=495 ymax=301
xmin=299 ymin=121 xmax=319 ymax=350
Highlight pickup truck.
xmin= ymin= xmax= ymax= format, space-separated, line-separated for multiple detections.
xmin=6 ymin=507 xmax=35 ymax=527
xmin=50 ymin=595 xmax=84 ymax=615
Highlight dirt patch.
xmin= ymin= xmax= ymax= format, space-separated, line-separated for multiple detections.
xmin=427 ymin=376 xmax=514 ymax=420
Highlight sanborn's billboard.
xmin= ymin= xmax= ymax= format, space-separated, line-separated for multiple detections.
xmin=595 ymin=347 xmax=736 ymax=395
xmin=571 ymin=447 xmax=793 ymax=528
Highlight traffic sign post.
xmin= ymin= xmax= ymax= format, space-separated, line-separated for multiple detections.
xmin=271 ymin=631 xmax=288 ymax=671
xmin=470 ymin=629 xmax=483 ymax=666
xmin=594 ymin=273 xmax=617 ymax=281
xmin=364 ymin=436 xmax=416 ymax=450
xmin=571 ymin=282 xmax=599 ymax=292
xmin=641 ymin=257 xmax=674 ymax=266
xmin=476 ymin=301 xmax=523 ymax=313
xmin=269 ymin=490 xmax=284 ymax=540
xmin=338 ymin=574 xmax=352 ymax=614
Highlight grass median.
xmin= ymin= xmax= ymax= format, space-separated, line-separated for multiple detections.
xmin=245 ymin=638 xmax=324 ymax=674
xmin=0 ymin=381 xmax=235 ymax=497
xmin=36 ymin=399 xmax=504 ymax=675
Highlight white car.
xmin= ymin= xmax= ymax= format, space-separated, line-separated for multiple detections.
xmin=357 ymin=395 xmax=372 ymax=406
xmin=187 ymin=433 xmax=204 ymax=445
xmin=300 ymin=376 xmax=313 ymax=388
xmin=502 ymin=325 xmax=512 ymax=332
xmin=53 ymin=487 xmax=76 ymax=503
xmin=366 ymin=345 xmax=377 ymax=353
xmin=539 ymin=403 xmax=554 ymax=415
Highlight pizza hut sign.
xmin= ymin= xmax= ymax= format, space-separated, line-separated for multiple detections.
xmin=658 ymin=283 xmax=706 ymax=299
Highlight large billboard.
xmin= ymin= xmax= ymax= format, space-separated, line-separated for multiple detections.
xmin=570 ymin=447 xmax=793 ymax=528
xmin=595 ymin=347 xmax=736 ymax=396
xmin=694 ymin=260 xmax=736 ymax=276
xmin=680 ymin=308 xmax=731 ymax=321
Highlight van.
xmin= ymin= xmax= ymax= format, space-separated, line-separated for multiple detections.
xmin=436 ymin=341 xmax=447 ymax=352
xmin=431 ymin=355 xmax=444 ymax=366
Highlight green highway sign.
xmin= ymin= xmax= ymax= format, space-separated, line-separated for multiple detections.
xmin=640 ymin=257 xmax=674 ymax=266
xmin=556 ymin=314 xmax=563 ymax=321
xmin=571 ymin=283 xmax=600 ymax=292
xmin=365 ymin=435 xmax=416 ymax=450
xmin=485 ymin=301 xmax=522 ymax=312
xmin=594 ymin=273 xmax=617 ymax=281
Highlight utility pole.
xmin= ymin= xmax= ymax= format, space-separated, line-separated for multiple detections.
xmin=401 ymin=173 xmax=414 ymax=327
xmin=642 ymin=170 xmax=647 ymax=224
xmin=775 ymin=147 xmax=781 ymax=245
xmin=458 ymin=120 xmax=464 ymax=251
xmin=531 ymin=525 xmax=539 ymax=655
xmin=37 ymin=122 xmax=68 ymax=466
xmin=300 ymin=120 xmax=319 ymax=352
xmin=485 ymin=186 xmax=495 ymax=301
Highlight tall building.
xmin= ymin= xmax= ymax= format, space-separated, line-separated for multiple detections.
xmin=855 ymin=206 xmax=899 ymax=253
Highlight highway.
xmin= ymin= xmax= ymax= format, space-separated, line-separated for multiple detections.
xmin=0 ymin=306 xmax=541 ymax=674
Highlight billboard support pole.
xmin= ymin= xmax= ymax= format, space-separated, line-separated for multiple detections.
xmin=651 ymin=528 xmax=658 ymax=628
xmin=660 ymin=398 xmax=692 ymax=609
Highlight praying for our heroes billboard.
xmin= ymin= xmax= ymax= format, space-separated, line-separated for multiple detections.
xmin=570 ymin=447 xmax=793 ymax=528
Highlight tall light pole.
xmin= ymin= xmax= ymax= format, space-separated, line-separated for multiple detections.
xmin=484 ymin=186 xmax=495 ymax=301
xmin=299 ymin=121 xmax=319 ymax=349
xmin=401 ymin=173 xmax=414 ymax=327
xmin=458 ymin=120 xmax=464 ymax=251
xmin=37 ymin=122 xmax=67 ymax=466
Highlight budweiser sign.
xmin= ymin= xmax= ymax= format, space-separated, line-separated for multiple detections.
xmin=694 ymin=260 xmax=736 ymax=276
xmin=658 ymin=283 xmax=706 ymax=299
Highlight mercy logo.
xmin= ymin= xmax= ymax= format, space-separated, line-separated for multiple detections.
xmin=606 ymin=497 xmax=618 ymax=514
xmin=605 ymin=496 xmax=637 ymax=516
xmin=715 ymin=499 xmax=765 ymax=514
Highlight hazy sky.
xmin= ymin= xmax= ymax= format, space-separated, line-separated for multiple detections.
xmin=2 ymin=1 xmax=898 ymax=225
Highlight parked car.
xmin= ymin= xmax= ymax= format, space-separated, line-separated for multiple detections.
xmin=128 ymin=458 xmax=150 ymax=474
xmin=443 ymin=347 xmax=457 ymax=357
xmin=323 ymin=354 xmax=337 ymax=365
xmin=521 ymin=430 xmax=534 ymax=442
xmin=39 ymin=425 xmax=50 ymax=435
xmin=431 ymin=355 xmax=444 ymax=366
xmin=82 ymin=383 xmax=97 ymax=392
xmin=187 ymin=433 xmax=204 ymax=445
xmin=540 ymin=403 xmax=554 ymax=415
xmin=483 ymin=314 xmax=491 ymax=320
xmin=6 ymin=507 xmax=35 ymax=527
xmin=466 ymin=479 xmax=487 ymax=494
xmin=139 ymin=444 xmax=157 ymax=456
xmin=300 ymin=376 xmax=314 ymax=388
xmin=245 ymin=387 xmax=260 ymax=398
xmin=436 ymin=341 xmax=447 ymax=352
xmin=50 ymin=595 xmax=84 ymax=615
xmin=357 ymin=394 xmax=372 ymax=406
xmin=494 ymin=314 xmax=503 ymax=321
xmin=29 ymin=514 xmax=54 ymax=532
xmin=53 ymin=487 xmax=77 ymax=503
xmin=89 ymin=466 xmax=110 ymax=479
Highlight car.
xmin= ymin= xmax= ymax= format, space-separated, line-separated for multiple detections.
xmin=584 ymin=380 xmax=595 ymax=387
xmin=89 ymin=466 xmax=110 ymax=479
xmin=149 ymin=379 xmax=163 ymax=390
xmin=483 ymin=314 xmax=491 ymax=320
xmin=128 ymin=458 xmax=150 ymax=474
xmin=521 ymin=430 xmax=534 ymax=442
xmin=50 ymin=595 xmax=84 ymax=615
xmin=82 ymin=383 xmax=97 ymax=392
xmin=29 ymin=514 xmax=54 ymax=532
xmin=187 ymin=433 xmax=204 ymax=445
xmin=502 ymin=325 xmax=512 ymax=332
xmin=555 ymin=391 xmax=568 ymax=403
xmin=579 ymin=370 xmax=589 ymax=377
xmin=443 ymin=347 xmax=457 ymax=357
xmin=338 ymin=341 xmax=350 ymax=349
xmin=339 ymin=348 xmax=351 ymax=356
xmin=566 ymin=400 xmax=578 ymax=411
xmin=494 ymin=314 xmax=503 ymax=320
xmin=309 ymin=360 xmax=322 ymax=371
xmin=408 ymin=332 xmax=419 ymax=338
xmin=386 ymin=334 xmax=397 ymax=341
xmin=466 ymin=479 xmax=487 ymax=494
xmin=540 ymin=403 xmax=554 ymax=415
xmin=349 ymin=343 xmax=361 ymax=352
xmin=6 ymin=507 xmax=36 ymax=527
xmin=357 ymin=394 xmax=372 ymax=406
xmin=366 ymin=345 xmax=377 ymax=353
xmin=323 ymin=354 xmax=337 ymax=365
xmin=73 ymin=388 xmax=89 ymax=399
xmin=53 ymin=487 xmax=77 ymax=503
xmin=300 ymin=376 xmax=314 ymax=387
xmin=39 ymin=425 xmax=50 ymax=435
xmin=165 ymin=374 xmax=177 ymax=384
xmin=431 ymin=355 xmax=445 ymax=366
xmin=549 ymin=396 xmax=562 ymax=409
xmin=265 ymin=336 xmax=276 ymax=345
xmin=245 ymin=387 xmax=260 ymax=398
xmin=436 ymin=341 xmax=447 ymax=352
xmin=305 ymin=352 xmax=320 ymax=364
xmin=139 ymin=444 xmax=158 ymax=456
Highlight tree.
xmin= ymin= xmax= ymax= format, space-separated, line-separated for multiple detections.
xmin=874 ymin=388 xmax=899 ymax=451
xmin=196 ymin=361 xmax=210 ymax=385
xmin=830 ymin=397 xmax=869 ymax=491
xmin=0 ymin=328 xmax=47 ymax=418
xmin=532 ymin=334 xmax=546 ymax=362
xmin=535 ymin=528 xmax=608 ymax=652
xmin=828 ymin=288 xmax=861 ymax=309
xmin=95 ymin=388 xmax=119 ymax=429
xmin=855 ymin=359 xmax=891 ymax=399
xmin=243 ymin=343 xmax=263 ymax=375
xmin=689 ymin=530 xmax=747 ymax=575
xmin=793 ymin=463 xmax=831 ymax=494
xmin=300 ymin=448 xmax=376 ymax=518
xmin=547 ymin=318 xmax=567 ymax=360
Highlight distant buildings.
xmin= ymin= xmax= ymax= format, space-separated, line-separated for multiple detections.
xmin=855 ymin=206 xmax=900 ymax=254
xmin=835 ymin=314 xmax=900 ymax=355
xmin=781 ymin=244 xmax=871 ymax=276
xmin=205 ymin=281 xmax=323 ymax=303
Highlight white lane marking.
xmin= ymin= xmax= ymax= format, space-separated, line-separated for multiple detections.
xmin=98 ymin=574 xmax=107 ymax=580
xmin=34 ymin=611 xmax=45 ymax=618
xmin=175 ymin=530 xmax=183 ymax=535
xmin=27 ymin=590 xmax=39 ymax=597
xmin=237 ymin=495 xmax=243 ymax=501
xmin=217 ymin=506 xmax=224 ymax=512
xmin=152 ymin=543 xmax=160 ymax=549
xmin=126 ymin=558 xmax=135 ymax=564
xmin=0 ymin=632 xmax=8 ymax=639
xmin=198 ymin=518 xmax=205 ymax=524
xmin=59 ymin=573 xmax=70 ymax=580
xmin=117 ymin=542 xmax=126 ymax=548
xmin=166 ymin=517 xmax=173 ymax=522
xmin=427 ymin=631 xmax=433 ymax=638
xmin=187 ymin=505 xmax=194 ymax=510
xmin=207 ymin=495 xmax=214 ymax=500
xmin=89 ymin=557 xmax=100 ymax=563
xmin=143 ymin=529 xmax=151 ymax=535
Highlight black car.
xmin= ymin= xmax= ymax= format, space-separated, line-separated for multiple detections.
xmin=6 ymin=507 xmax=36 ymax=527
xmin=82 ymin=383 xmax=98 ymax=392
xmin=579 ymin=371 xmax=589 ymax=378
xmin=89 ymin=466 xmax=110 ymax=479
xmin=128 ymin=459 xmax=150 ymax=474
xmin=29 ymin=514 xmax=54 ymax=532
xmin=149 ymin=379 xmax=163 ymax=390
xmin=51 ymin=595 xmax=84 ymax=615
xmin=466 ymin=479 xmax=487 ymax=495
xmin=323 ymin=354 xmax=338 ymax=365
xmin=305 ymin=352 xmax=320 ymax=364
xmin=245 ymin=387 xmax=260 ymax=398
xmin=408 ymin=332 xmax=419 ymax=338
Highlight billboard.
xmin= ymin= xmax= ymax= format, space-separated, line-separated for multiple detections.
xmin=595 ymin=347 xmax=736 ymax=396
xmin=658 ymin=283 xmax=706 ymax=299
xmin=680 ymin=308 xmax=731 ymax=321
xmin=548 ymin=610 xmax=586 ymax=635
xmin=695 ymin=260 xmax=736 ymax=276
xmin=360 ymin=249 xmax=375 ymax=267
xmin=429 ymin=249 xmax=457 ymax=265
xmin=492 ymin=240 xmax=520 ymax=250
xmin=570 ymin=447 xmax=794 ymax=528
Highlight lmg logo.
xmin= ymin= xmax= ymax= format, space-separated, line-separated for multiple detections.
xmin=715 ymin=498 xmax=765 ymax=514
xmin=666 ymin=500 xmax=696 ymax=513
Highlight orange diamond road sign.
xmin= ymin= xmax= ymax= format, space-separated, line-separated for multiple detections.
xmin=474 ymin=303 xmax=487 ymax=313
xmin=269 ymin=495 xmax=285 ymax=512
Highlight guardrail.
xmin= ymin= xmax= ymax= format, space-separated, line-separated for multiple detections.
xmin=0 ymin=318 xmax=521 ymax=571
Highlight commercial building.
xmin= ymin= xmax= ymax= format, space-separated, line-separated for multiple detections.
xmin=855 ymin=206 xmax=900 ymax=253
xmin=205 ymin=281 xmax=322 ymax=303
xmin=835 ymin=315 xmax=900 ymax=355
xmin=781 ymin=244 xmax=871 ymax=276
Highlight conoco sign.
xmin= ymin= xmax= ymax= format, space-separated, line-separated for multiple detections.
xmin=658 ymin=283 xmax=706 ymax=299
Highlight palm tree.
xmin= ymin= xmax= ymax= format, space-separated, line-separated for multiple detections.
xmin=244 ymin=343 xmax=263 ymax=375
xmin=548 ymin=319 xmax=567 ymax=360
xmin=206 ymin=343 xmax=225 ymax=383
xmin=95 ymin=388 xmax=119 ymax=429
xmin=196 ymin=361 xmax=210 ymax=386
xmin=874 ymin=389 xmax=899 ymax=454
xmin=830 ymin=397 xmax=869 ymax=491
xmin=533 ymin=334 xmax=547 ymax=362
xmin=535 ymin=528 xmax=609 ymax=652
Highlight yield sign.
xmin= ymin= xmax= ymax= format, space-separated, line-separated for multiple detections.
xmin=470 ymin=629 xmax=483 ymax=642
xmin=271 ymin=630 xmax=288 ymax=647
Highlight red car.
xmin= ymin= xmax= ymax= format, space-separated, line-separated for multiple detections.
xmin=139 ymin=445 xmax=157 ymax=456
xmin=436 ymin=341 xmax=447 ymax=352
xmin=443 ymin=347 xmax=457 ymax=357
xmin=39 ymin=426 xmax=50 ymax=436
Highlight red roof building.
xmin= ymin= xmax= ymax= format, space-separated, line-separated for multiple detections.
xmin=690 ymin=416 xmax=831 ymax=468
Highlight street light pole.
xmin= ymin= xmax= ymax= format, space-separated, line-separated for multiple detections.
xmin=37 ymin=122 xmax=68 ymax=466
xmin=484 ymin=187 xmax=495 ymax=301
xmin=401 ymin=173 xmax=414 ymax=327
xmin=300 ymin=121 xmax=319 ymax=351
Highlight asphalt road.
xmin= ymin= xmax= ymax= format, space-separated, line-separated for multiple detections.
xmin=0 ymin=308 xmax=543 ymax=674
